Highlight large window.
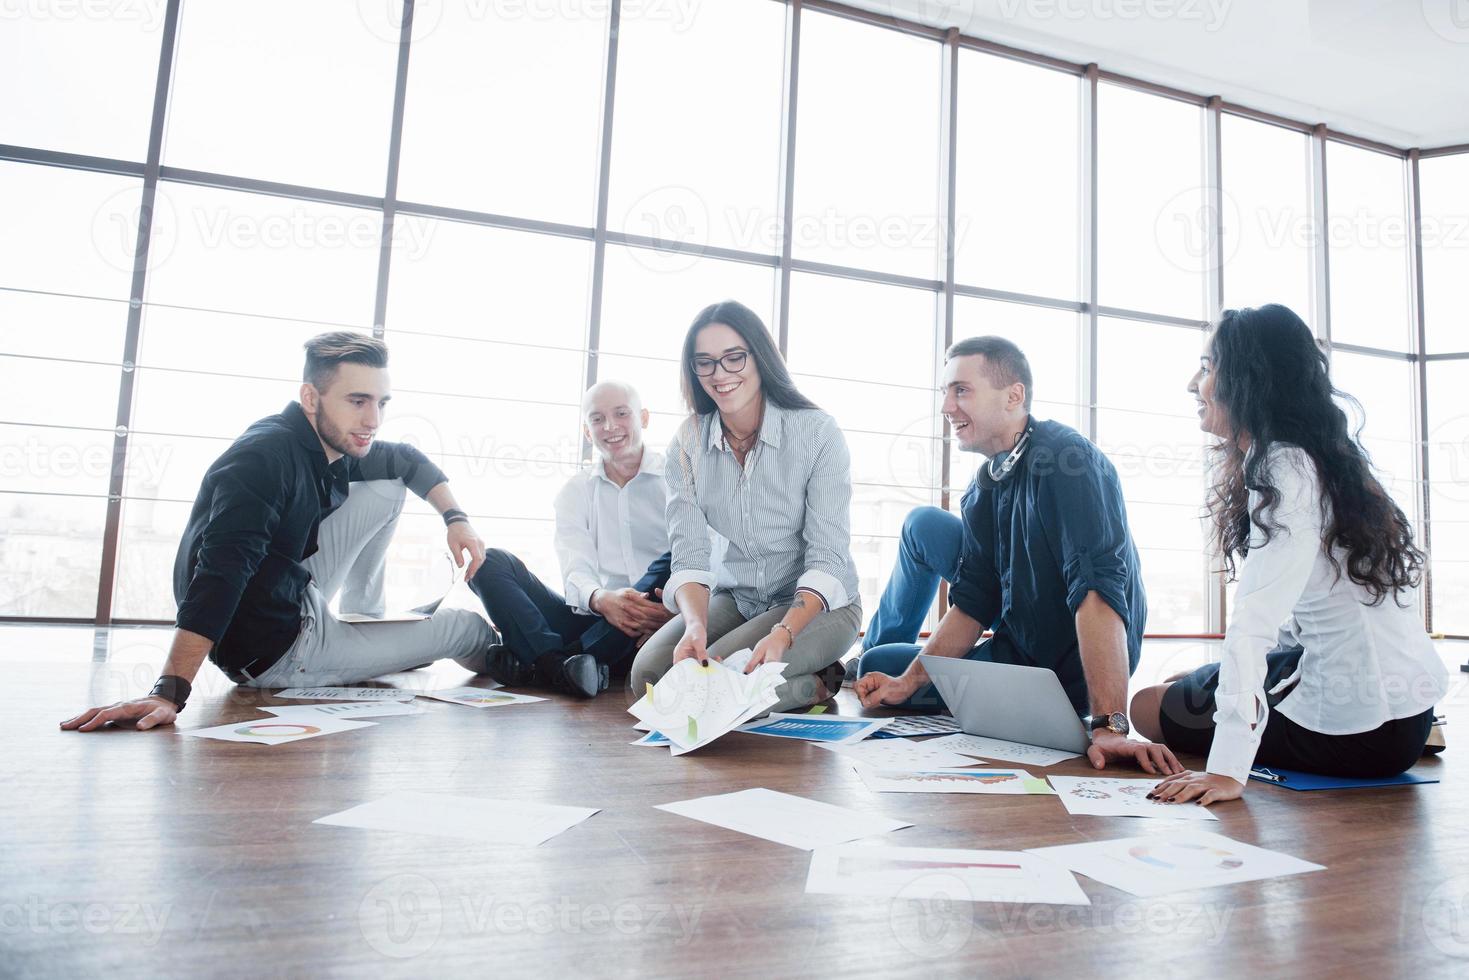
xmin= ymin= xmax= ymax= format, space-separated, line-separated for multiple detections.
xmin=0 ymin=0 xmax=1453 ymax=637
xmin=1220 ymin=114 xmax=1313 ymax=317
xmin=1326 ymin=143 xmax=1413 ymax=351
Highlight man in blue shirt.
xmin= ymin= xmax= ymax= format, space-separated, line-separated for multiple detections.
xmin=855 ymin=336 xmax=1181 ymax=774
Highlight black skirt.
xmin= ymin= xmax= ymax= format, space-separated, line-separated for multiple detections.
xmin=1158 ymin=646 xmax=1434 ymax=780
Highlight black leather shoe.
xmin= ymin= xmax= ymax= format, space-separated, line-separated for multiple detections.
xmin=481 ymin=644 xmax=530 ymax=687
xmin=532 ymin=652 xmax=601 ymax=699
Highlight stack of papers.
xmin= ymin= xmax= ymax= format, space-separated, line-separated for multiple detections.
xmin=628 ymin=652 xmax=789 ymax=755
xmin=655 ymin=788 xmax=911 ymax=849
xmin=262 ymin=700 xmax=427 ymax=721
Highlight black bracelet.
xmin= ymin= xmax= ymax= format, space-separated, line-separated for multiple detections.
xmin=442 ymin=508 xmax=469 ymax=527
xmin=150 ymin=674 xmax=191 ymax=712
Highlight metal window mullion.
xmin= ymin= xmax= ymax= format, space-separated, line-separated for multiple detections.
xmin=1203 ymin=95 xmax=1226 ymax=633
xmin=371 ymin=0 xmax=417 ymax=339
xmin=1408 ymin=148 xmax=1433 ymax=631
xmin=933 ymin=27 xmax=959 ymax=619
xmin=1081 ymin=64 xmax=1099 ymax=442
xmin=1310 ymin=123 xmax=1332 ymax=347
xmin=581 ymin=0 xmax=622 ymax=463
xmin=94 ymin=0 xmax=182 ymax=626
xmin=774 ymin=0 xmax=803 ymax=356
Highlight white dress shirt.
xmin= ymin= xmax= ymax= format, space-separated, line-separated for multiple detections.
xmin=1207 ymin=444 xmax=1447 ymax=784
xmin=662 ymin=402 xmax=860 ymax=619
xmin=553 ymin=449 xmax=670 ymax=614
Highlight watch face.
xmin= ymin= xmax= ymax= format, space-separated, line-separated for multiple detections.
xmin=1109 ymin=712 xmax=1130 ymax=735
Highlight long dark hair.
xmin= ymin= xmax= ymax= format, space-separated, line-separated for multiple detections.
xmin=679 ymin=300 xmax=818 ymax=416
xmin=1205 ymin=304 xmax=1423 ymax=604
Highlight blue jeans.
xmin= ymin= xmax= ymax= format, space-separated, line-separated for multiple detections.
xmin=861 ymin=505 xmax=964 ymax=653
xmin=858 ymin=640 xmax=998 ymax=711
xmin=469 ymin=548 xmax=671 ymax=668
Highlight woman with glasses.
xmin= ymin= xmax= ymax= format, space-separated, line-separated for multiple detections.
xmin=1129 ymin=304 xmax=1447 ymax=806
xmin=629 ymin=300 xmax=861 ymax=711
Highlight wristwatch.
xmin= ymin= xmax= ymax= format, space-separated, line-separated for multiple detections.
xmin=1088 ymin=711 xmax=1129 ymax=737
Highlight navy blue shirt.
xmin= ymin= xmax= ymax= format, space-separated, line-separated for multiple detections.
xmin=949 ymin=419 xmax=1146 ymax=715
xmin=173 ymin=402 xmax=447 ymax=679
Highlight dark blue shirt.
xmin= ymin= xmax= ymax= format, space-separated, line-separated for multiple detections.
xmin=173 ymin=402 xmax=447 ymax=679
xmin=949 ymin=419 xmax=1146 ymax=715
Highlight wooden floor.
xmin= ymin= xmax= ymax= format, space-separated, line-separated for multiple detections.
xmin=7 ymin=625 xmax=1469 ymax=978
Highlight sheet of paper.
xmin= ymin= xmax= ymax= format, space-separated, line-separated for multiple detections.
xmin=1047 ymin=776 xmax=1220 ymax=821
xmin=655 ymin=788 xmax=911 ymax=850
xmin=819 ymin=736 xmax=984 ymax=771
xmin=924 ymin=732 xmax=1082 ymax=767
xmin=263 ymin=700 xmax=427 ymax=720
xmin=1027 ymin=831 xmax=1324 ymax=898
xmin=417 ymin=687 xmax=546 ymax=708
xmin=275 ymin=687 xmax=418 ymax=701
xmin=806 ymin=844 xmax=1090 ymax=906
xmin=315 ymin=791 xmax=599 ymax=846
xmin=737 ymin=713 xmax=892 ymax=744
xmin=627 ymin=657 xmax=787 ymax=751
xmin=632 ymin=730 xmax=672 ymax=746
xmin=866 ymin=715 xmax=962 ymax=739
xmin=180 ymin=716 xmax=376 ymax=745
xmin=854 ymin=765 xmax=1054 ymax=795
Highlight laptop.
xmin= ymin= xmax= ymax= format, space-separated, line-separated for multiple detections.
xmin=918 ymin=655 xmax=1091 ymax=754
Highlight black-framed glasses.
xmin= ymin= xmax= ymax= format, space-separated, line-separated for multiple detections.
xmin=690 ymin=350 xmax=750 ymax=377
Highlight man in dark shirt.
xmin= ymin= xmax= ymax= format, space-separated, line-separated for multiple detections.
xmin=62 ymin=332 xmax=495 ymax=732
xmin=855 ymin=336 xmax=1181 ymax=775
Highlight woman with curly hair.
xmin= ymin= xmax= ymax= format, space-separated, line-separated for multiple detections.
xmin=1130 ymin=304 xmax=1447 ymax=806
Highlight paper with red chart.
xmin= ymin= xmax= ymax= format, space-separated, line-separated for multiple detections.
xmin=806 ymin=844 xmax=1090 ymax=906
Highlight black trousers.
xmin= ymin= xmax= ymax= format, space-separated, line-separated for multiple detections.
xmin=1159 ymin=646 xmax=1434 ymax=779
xmin=468 ymin=548 xmax=671 ymax=669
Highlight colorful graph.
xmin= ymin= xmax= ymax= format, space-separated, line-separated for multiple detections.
xmin=456 ymin=693 xmax=516 ymax=705
xmin=1127 ymin=841 xmax=1245 ymax=872
xmin=1071 ymin=787 xmax=1112 ymax=800
xmin=233 ymin=723 xmax=321 ymax=738
xmin=892 ymin=770 xmax=1021 ymax=785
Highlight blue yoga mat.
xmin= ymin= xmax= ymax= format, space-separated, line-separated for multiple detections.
xmin=1248 ymin=766 xmax=1440 ymax=791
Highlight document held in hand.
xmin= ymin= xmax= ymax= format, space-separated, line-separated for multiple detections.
xmin=627 ymin=652 xmax=789 ymax=755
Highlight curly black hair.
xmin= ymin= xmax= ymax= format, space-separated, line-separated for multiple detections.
xmin=1204 ymin=304 xmax=1423 ymax=605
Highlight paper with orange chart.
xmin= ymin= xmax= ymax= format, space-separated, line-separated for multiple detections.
xmin=627 ymin=652 xmax=789 ymax=754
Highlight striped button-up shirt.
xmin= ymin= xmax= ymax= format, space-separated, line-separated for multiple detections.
xmin=662 ymin=401 xmax=860 ymax=619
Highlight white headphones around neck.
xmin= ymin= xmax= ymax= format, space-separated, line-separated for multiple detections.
xmin=976 ymin=419 xmax=1035 ymax=490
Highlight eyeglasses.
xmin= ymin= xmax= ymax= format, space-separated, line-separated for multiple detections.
xmin=690 ymin=350 xmax=750 ymax=377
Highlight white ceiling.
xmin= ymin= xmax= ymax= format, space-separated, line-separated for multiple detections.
xmin=845 ymin=0 xmax=1469 ymax=148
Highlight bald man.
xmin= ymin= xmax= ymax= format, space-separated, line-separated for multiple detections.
xmin=468 ymin=381 xmax=673 ymax=698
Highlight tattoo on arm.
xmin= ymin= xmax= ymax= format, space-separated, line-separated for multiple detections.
xmin=791 ymin=597 xmax=807 ymax=610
